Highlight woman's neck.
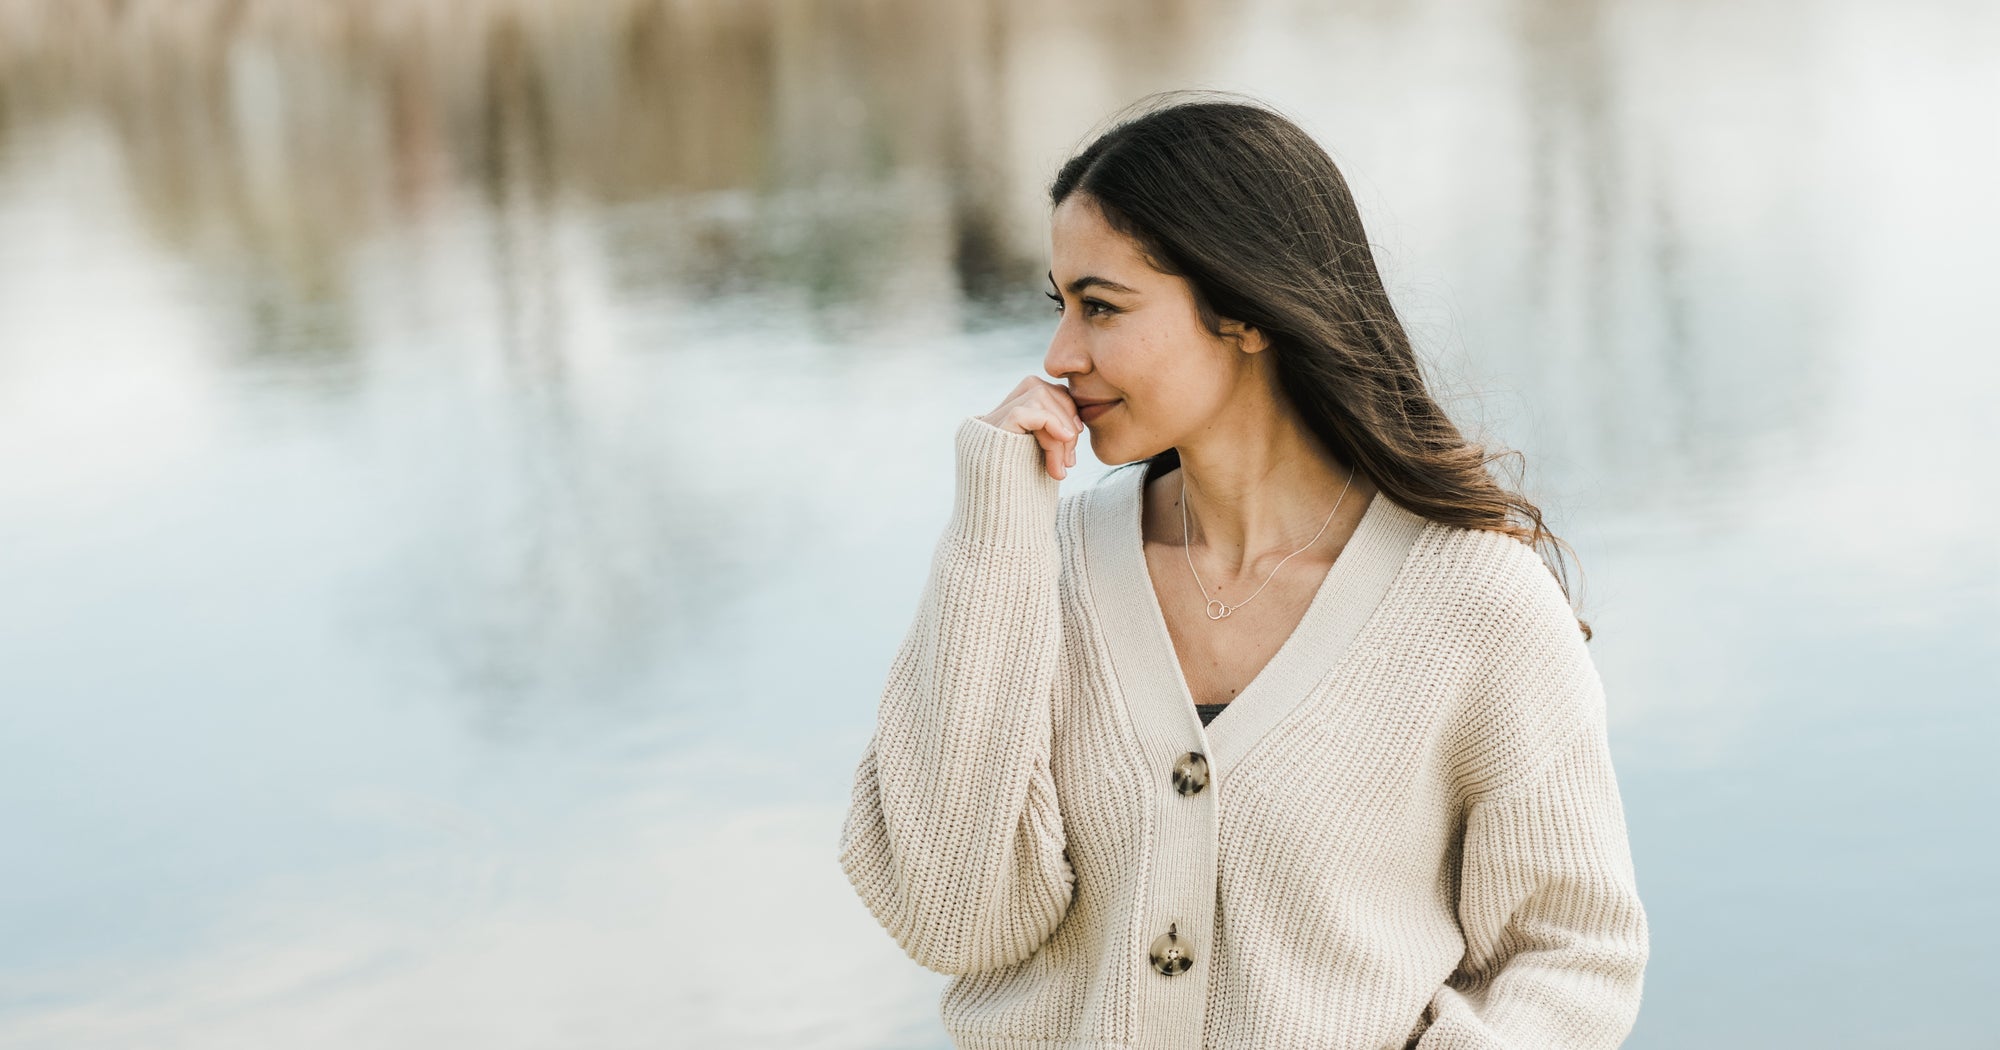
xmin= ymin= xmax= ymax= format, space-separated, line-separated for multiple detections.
xmin=1148 ymin=402 xmax=1374 ymax=575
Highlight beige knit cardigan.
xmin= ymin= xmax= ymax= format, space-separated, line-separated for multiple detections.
xmin=837 ymin=415 xmax=1649 ymax=1049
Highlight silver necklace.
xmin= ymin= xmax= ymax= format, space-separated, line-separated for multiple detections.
xmin=1180 ymin=467 xmax=1354 ymax=621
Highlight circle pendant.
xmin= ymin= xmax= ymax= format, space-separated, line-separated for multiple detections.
xmin=1205 ymin=599 xmax=1230 ymax=620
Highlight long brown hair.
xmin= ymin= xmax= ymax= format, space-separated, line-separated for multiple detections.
xmin=1050 ymin=91 xmax=1594 ymax=640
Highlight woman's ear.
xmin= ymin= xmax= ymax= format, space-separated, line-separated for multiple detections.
xmin=1219 ymin=317 xmax=1271 ymax=355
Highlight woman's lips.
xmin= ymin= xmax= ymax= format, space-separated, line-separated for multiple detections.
xmin=1077 ymin=400 xmax=1120 ymax=424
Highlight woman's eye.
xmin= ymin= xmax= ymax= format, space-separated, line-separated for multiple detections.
xmin=1046 ymin=291 xmax=1112 ymax=317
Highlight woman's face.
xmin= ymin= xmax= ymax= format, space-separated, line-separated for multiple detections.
xmin=1042 ymin=193 xmax=1262 ymax=465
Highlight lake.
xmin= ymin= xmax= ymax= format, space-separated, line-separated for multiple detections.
xmin=0 ymin=1 xmax=1994 ymax=1046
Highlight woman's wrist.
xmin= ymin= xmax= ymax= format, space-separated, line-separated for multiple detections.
xmin=947 ymin=415 xmax=1061 ymax=548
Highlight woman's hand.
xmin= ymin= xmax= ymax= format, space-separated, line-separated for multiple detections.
xmin=979 ymin=376 xmax=1083 ymax=481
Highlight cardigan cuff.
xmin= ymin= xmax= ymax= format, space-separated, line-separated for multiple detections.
xmin=946 ymin=414 xmax=1062 ymax=548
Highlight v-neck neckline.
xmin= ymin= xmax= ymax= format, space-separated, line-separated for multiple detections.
xmin=1141 ymin=461 xmax=1379 ymax=716
xmin=1082 ymin=459 xmax=1431 ymax=778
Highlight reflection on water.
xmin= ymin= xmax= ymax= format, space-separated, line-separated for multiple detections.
xmin=0 ymin=1 xmax=1994 ymax=1047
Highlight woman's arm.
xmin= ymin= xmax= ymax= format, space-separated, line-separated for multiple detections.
xmin=1416 ymin=702 xmax=1650 ymax=1048
xmin=1416 ymin=552 xmax=1650 ymax=1048
xmin=835 ymin=414 xmax=1076 ymax=976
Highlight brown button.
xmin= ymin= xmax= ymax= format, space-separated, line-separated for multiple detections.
xmin=1149 ymin=921 xmax=1194 ymax=975
xmin=1171 ymin=751 xmax=1209 ymax=795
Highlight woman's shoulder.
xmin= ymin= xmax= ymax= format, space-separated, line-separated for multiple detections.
xmin=1401 ymin=518 xmax=1603 ymax=801
xmin=1398 ymin=516 xmax=1577 ymax=636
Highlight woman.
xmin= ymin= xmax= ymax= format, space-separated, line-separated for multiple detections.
xmin=837 ymin=92 xmax=1649 ymax=1050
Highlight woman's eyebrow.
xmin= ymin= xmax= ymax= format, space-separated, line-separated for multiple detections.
xmin=1048 ymin=270 xmax=1139 ymax=296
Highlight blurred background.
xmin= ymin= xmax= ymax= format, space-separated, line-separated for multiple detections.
xmin=0 ymin=0 xmax=1994 ymax=1047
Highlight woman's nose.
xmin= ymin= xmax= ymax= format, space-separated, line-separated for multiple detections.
xmin=1044 ymin=320 xmax=1090 ymax=379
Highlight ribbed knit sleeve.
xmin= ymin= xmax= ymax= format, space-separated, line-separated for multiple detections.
xmin=1418 ymin=549 xmax=1650 ymax=1049
xmin=835 ymin=414 xmax=1076 ymax=976
xmin=1417 ymin=705 xmax=1649 ymax=1048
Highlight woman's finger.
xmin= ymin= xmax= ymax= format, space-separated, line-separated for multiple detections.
xmin=1038 ymin=387 xmax=1083 ymax=475
xmin=981 ymin=379 xmax=1083 ymax=480
xmin=1034 ymin=429 xmax=1068 ymax=479
xmin=1028 ymin=410 xmax=1072 ymax=479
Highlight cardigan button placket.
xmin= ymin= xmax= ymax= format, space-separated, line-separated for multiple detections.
xmin=1148 ymin=921 xmax=1194 ymax=976
xmin=1170 ymin=751 xmax=1209 ymax=795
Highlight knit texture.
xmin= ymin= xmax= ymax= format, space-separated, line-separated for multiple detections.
xmin=837 ymin=415 xmax=1649 ymax=1050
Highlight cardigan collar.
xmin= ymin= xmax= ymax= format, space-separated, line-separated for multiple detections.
xmin=1082 ymin=459 xmax=1431 ymax=778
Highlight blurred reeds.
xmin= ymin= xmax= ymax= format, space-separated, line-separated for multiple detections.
xmin=0 ymin=0 xmax=1209 ymax=307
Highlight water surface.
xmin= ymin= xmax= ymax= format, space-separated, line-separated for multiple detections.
xmin=0 ymin=1 xmax=1994 ymax=1047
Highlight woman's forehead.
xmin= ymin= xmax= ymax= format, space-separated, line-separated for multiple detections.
xmin=1050 ymin=199 xmax=1154 ymax=286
